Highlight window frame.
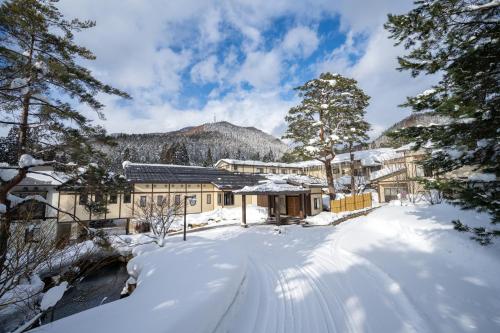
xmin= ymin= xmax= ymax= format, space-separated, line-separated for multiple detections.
xmin=139 ymin=196 xmax=147 ymax=207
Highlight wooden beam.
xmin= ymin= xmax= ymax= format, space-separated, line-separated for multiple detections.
xmin=300 ymin=193 xmax=306 ymax=219
xmin=275 ymin=195 xmax=281 ymax=226
xmin=241 ymin=195 xmax=247 ymax=228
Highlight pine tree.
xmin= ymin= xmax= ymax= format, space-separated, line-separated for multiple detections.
xmin=221 ymin=148 xmax=230 ymax=159
xmin=283 ymin=72 xmax=370 ymax=199
xmin=385 ymin=1 xmax=500 ymax=240
xmin=0 ymin=127 xmax=19 ymax=165
xmin=0 ymin=0 xmax=129 ymax=267
xmin=160 ymin=143 xmax=175 ymax=164
xmin=262 ymin=148 xmax=275 ymax=162
xmin=203 ymin=148 xmax=214 ymax=167
xmin=342 ymin=121 xmax=370 ymax=194
xmin=235 ymin=148 xmax=243 ymax=160
xmin=280 ymin=151 xmax=301 ymax=163
xmin=174 ymin=143 xmax=190 ymax=165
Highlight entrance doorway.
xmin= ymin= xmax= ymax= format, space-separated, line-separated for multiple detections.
xmin=286 ymin=196 xmax=301 ymax=217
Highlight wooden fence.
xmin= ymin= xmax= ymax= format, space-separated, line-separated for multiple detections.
xmin=331 ymin=193 xmax=372 ymax=213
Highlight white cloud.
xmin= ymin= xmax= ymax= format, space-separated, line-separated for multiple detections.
xmin=281 ymin=26 xmax=319 ymax=58
xmin=90 ymin=90 xmax=296 ymax=136
xmin=190 ymin=55 xmax=218 ymax=84
xmin=234 ymin=50 xmax=282 ymax=90
xmin=51 ymin=0 xmax=434 ymax=140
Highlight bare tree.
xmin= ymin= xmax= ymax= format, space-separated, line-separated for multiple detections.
xmin=0 ymin=203 xmax=110 ymax=332
xmin=133 ymin=196 xmax=183 ymax=246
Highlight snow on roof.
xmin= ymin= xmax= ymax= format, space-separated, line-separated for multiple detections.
xmin=370 ymin=165 xmax=406 ymax=181
xmin=18 ymin=171 xmax=70 ymax=186
xmin=216 ymin=148 xmax=402 ymax=169
xmin=263 ymin=173 xmax=327 ymax=187
xmin=0 ymin=164 xmax=69 ymax=186
xmin=215 ymin=159 xmax=319 ymax=168
xmin=332 ymin=148 xmax=403 ymax=166
xmin=468 ymin=172 xmax=497 ymax=182
xmin=234 ymin=181 xmax=308 ymax=195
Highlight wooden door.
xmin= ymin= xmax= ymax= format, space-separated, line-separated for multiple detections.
xmin=286 ymin=196 xmax=301 ymax=217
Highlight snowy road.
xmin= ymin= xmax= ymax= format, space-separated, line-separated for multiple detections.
xmin=36 ymin=204 xmax=500 ymax=333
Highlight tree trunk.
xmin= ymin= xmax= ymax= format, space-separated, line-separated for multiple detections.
xmin=0 ymin=35 xmax=35 ymax=274
xmin=350 ymin=143 xmax=356 ymax=195
xmin=324 ymin=159 xmax=336 ymax=200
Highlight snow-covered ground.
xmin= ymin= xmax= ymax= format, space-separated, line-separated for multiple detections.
xmin=34 ymin=203 xmax=500 ymax=333
xmin=170 ymin=204 xmax=268 ymax=230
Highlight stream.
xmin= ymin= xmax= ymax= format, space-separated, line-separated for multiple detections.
xmin=41 ymin=260 xmax=129 ymax=324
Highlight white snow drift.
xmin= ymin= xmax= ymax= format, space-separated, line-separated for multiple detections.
xmin=34 ymin=203 xmax=500 ymax=333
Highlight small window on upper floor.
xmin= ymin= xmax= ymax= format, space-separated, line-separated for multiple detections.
xmin=109 ymin=193 xmax=118 ymax=204
xmin=123 ymin=192 xmax=131 ymax=204
xmin=79 ymin=194 xmax=88 ymax=205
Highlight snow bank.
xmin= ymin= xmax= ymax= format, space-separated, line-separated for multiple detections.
xmin=169 ymin=205 xmax=268 ymax=230
xmin=40 ymin=282 xmax=68 ymax=311
xmin=36 ymin=203 xmax=500 ymax=333
xmin=36 ymin=230 xmax=248 ymax=333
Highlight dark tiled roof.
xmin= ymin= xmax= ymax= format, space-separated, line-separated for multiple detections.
xmin=124 ymin=163 xmax=264 ymax=189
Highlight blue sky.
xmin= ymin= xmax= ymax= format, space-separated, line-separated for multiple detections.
xmin=58 ymin=0 xmax=437 ymax=138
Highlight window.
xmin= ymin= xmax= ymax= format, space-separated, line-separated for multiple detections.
xmin=109 ymin=193 xmax=117 ymax=204
xmin=139 ymin=196 xmax=147 ymax=207
xmin=424 ymin=166 xmax=433 ymax=177
xmin=25 ymin=225 xmax=40 ymax=243
xmin=282 ymin=169 xmax=288 ymax=174
xmin=95 ymin=193 xmax=103 ymax=204
xmin=217 ymin=193 xmax=222 ymax=205
xmin=175 ymin=195 xmax=181 ymax=205
xmin=207 ymin=194 xmax=212 ymax=204
xmin=292 ymin=169 xmax=298 ymax=174
xmin=233 ymin=165 xmax=238 ymax=171
xmin=271 ymin=168 xmax=277 ymax=174
xmin=224 ymin=192 xmax=234 ymax=206
xmin=123 ymin=192 xmax=131 ymax=204
xmin=314 ymin=198 xmax=319 ymax=210
xmin=79 ymin=194 xmax=88 ymax=205
xmin=157 ymin=195 xmax=164 ymax=206
xmin=257 ymin=168 xmax=264 ymax=173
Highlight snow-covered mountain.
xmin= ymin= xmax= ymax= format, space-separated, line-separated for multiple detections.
xmin=371 ymin=112 xmax=448 ymax=148
xmin=102 ymin=121 xmax=289 ymax=168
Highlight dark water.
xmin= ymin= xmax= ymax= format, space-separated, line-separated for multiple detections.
xmin=41 ymin=261 xmax=129 ymax=323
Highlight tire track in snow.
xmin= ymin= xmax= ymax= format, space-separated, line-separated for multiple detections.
xmin=214 ymin=227 xmax=432 ymax=333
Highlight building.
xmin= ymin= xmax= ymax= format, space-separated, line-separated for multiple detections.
xmin=7 ymin=168 xmax=68 ymax=241
xmin=370 ymin=145 xmax=432 ymax=202
xmin=215 ymin=148 xmax=403 ymax=180
xmin=54 ymin=163 xmax=325 ymax=240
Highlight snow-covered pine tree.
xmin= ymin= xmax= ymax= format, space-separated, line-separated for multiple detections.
xmin=174 ymin=142 xmax=190 ymax=166
xmin=385 ymin=0 xmax=499 ymax=240
xmin=283 ymin=72 xmax=370 ymax=199
xmin=262 ymin=148 xmax=275 ymax=162
xmin=0 ymin=0 xmax=129 ymax=266
xmin=203 ymin=147 xmax=214 ymax=167
xmin=342 ymin=121 xmax=370 ymax=195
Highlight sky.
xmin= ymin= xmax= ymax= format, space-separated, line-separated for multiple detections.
xmin=57 ymin=0 xmax=437 ymax=139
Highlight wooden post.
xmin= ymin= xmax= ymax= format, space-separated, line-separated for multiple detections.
xmin=275 ymin=195 xmax=281 ymax=226
xmin=300 ymin=193 xmax=306 ymax=219
xmin=241 ymin=195 xmax=247 ymax=227
xmin=268 ymin=195 xmax=272 ymax=218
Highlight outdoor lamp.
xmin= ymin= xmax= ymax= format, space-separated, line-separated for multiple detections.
xmin=183 ymin=195 xmax=197 ymax=241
